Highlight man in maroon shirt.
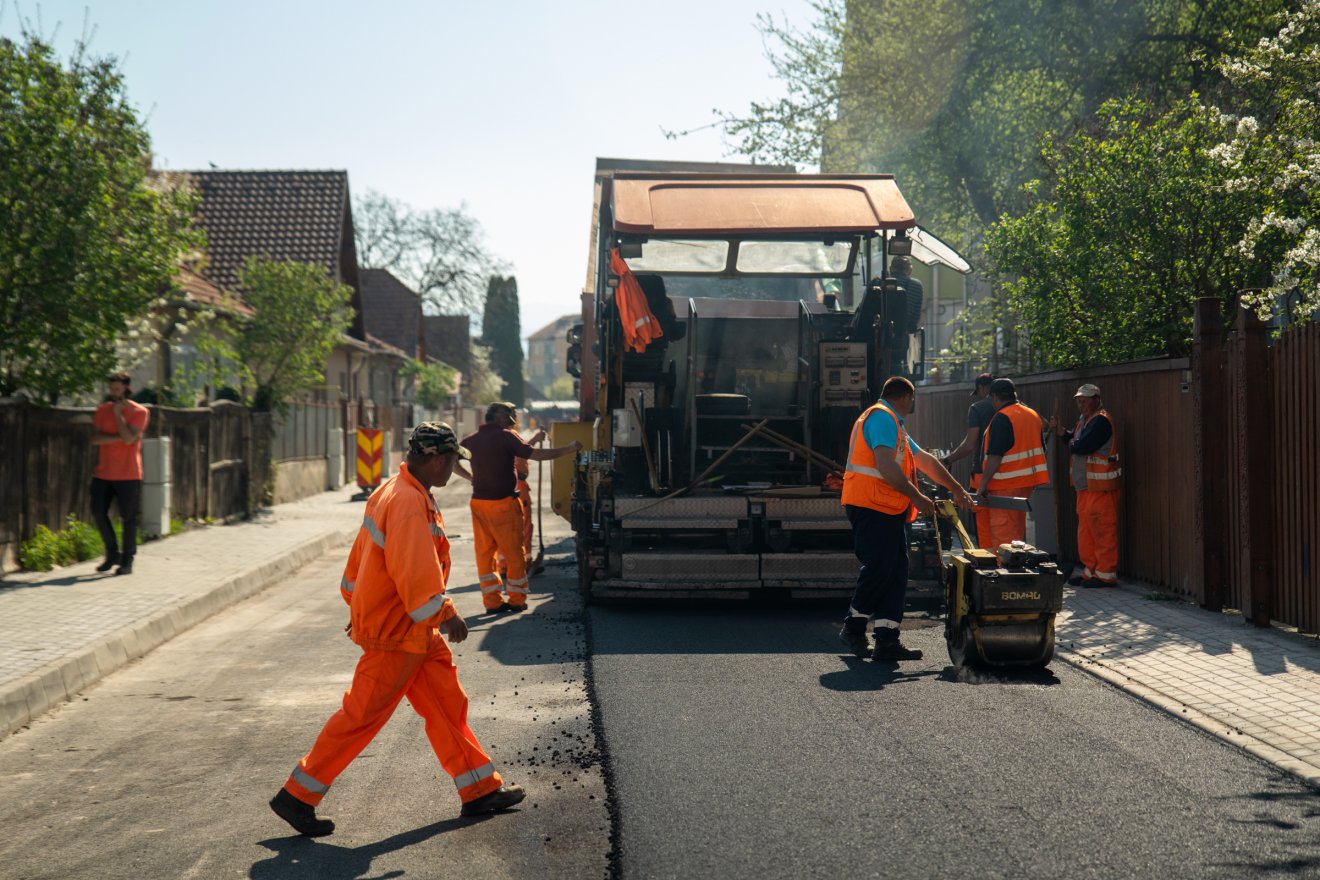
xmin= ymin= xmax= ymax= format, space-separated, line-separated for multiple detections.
xmin=459 ymin=403 xmax=580 ymax=612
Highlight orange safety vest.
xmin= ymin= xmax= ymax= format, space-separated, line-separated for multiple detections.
xmin=610 ymin=248 xmax=663 ymax=353
xmin=1072 ymin=409 xmax=1121 ymax=491
xmin=982 ymin=402 xmax=1049 ymax=491
xmin=841 ymin=399 xmax=918 ymax=520
xmin=340 ymin=462 xmax=458 ymax=653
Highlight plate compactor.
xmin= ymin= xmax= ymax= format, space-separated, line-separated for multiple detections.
xmin=932 ymin=500 xmax=1063 ymax=669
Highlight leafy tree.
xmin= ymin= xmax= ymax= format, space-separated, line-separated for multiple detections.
xmin=0 ymin=33 xmax=201 ymax=401
xmin=985 ymin=98 xmax=1264 ymax=367
xmin=482 ymin=275 xmax=524 ymax=405
xmin=720 ymin=0 xmax=1289 ymax=256
xmin=546 ymin=376 xmax=576 ymax=401
xmin=354 ymin=189 xmax=505 ymax=319
xmin=235 ymin=257 xmax=354 ymax=411
xmin=463 ymin=341 xmax=505 ymax=406
xmin=1211 ymin=1 xmax=1320 ymax=321
xmin=399 ymin=358 xmax=458 ymax=411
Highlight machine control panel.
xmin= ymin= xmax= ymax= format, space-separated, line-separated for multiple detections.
xmin=819 ymin=342 xmax=869 ymax=408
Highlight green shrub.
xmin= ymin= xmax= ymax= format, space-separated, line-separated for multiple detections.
xmin=65 ymin=514 xmax=104 ymax=561
xmin=19 ymin=516 xmax=107 ymax=571
xmin=19 ymin=525 xmax=63 ymax=571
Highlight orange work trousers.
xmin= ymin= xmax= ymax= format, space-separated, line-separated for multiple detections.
xmin=518 ymin=478 xmax=534 ymax=559
xmin=472 ymin=496 xmax=528 ymax=610
xmin=969 ymin=474 xmax=994 ymax=550
xmin=282 ymin=631 xmax=502 ymax=808
xmin=1077 ymin=489 xmax=1119 ymax=583
xmin=981 ymin=490 xmax=1032 ymax=551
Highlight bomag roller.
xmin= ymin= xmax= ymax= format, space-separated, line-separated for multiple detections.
xmin=934 ymin=500 xmax=1063 ymax=669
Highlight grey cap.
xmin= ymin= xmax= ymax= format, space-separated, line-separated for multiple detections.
xmin=408 ymin=421 xmax=470 ymax=459
xmin=1074 ymin=383 xmax=1102 ymax=398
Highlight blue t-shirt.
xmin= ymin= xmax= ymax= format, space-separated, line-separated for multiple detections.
xmin=863 ymin=408 xmax=921 ymax=458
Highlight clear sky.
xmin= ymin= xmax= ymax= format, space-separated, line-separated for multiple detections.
xmin=2 ymin=0 xmax=817 ymax=348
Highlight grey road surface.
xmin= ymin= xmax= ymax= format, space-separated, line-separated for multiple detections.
xmin=0 ymin=536 xmax=609 ymax=879
xmin=589 ymin=605 xmax=1320 ymax=880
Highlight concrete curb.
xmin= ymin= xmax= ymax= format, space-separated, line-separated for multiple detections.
xmin=0 ymin=524 xmax=359 ymax=739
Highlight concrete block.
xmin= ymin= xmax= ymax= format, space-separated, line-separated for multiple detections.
xmin=141 ymin=482 xmax=171 ymax=538
xmin=142 ymin=437 xmax=171 ymax=484
xmin=327 ymin=428 xmax=344 ymax=489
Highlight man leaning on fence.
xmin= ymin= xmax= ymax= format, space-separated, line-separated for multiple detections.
xmin=90 ymin=372 xmax=149 ymax=576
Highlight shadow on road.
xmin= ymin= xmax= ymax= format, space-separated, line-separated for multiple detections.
xmin=819 ymin=658 xmax=943 ymax=691
xmin=250 ymin=813 xmax=505 ymax=879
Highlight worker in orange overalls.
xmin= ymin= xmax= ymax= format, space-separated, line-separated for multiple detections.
xmin=496 ymin=454 xmax=543 ymax=578
xmin=976 ymin=378 xmax=1050 ymax=549
xmin=459 ymin=403 xmax=580 ymax=613
xmin=1049 ymin=383 xmax=1122 ymax=587
xmin=270 ymin=422 xmax=525 ymax=837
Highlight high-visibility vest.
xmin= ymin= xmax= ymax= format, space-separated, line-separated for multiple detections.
xmin=982 ymin=402 xmax=1049 ymax=491
xmin=841 ymin=399 xmax=918 ymax=520
xmin=1071 ymin=409 xmax=1121 ymax=491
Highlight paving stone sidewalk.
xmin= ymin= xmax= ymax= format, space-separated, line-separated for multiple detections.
xmin=1056 ymin=582 xmax=1320 ymax=787
xmin=0 ymin=483 xmax=367 ymax=738
xmin=5 ymin=484 xmax=1320 ymax=791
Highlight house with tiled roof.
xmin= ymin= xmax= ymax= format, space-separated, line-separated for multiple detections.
xmin=360 ymin=268 xmax=425 ymax=360
xmin=527 ymin=314 xmax=578 ymax=397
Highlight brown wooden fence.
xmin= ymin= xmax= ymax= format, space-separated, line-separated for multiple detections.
xmin=907 ymin=358 xmax=1197 ymax=596
xmin=0 ymin=399 xmax=266 ymax=570
xmin=910 ymin=302 xmax=1320 ymax=635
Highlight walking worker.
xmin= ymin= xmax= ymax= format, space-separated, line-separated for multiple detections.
xmin=976 ymin=377 xmax=1049 ymax=549
xmin=942 ymin=372 xmax=996 ymax=548
xmin=1049 ymin=383 xmax=1122 ymax=587
xmin=90 ymin=371 xmax=149 ymax=575
xmin=460 ymin=402 xmax=581 ymax=613
xmin=270 ymin=422 xmax=525 ymax=838
xmin=839 ymin=376 xmax=973 ymax=662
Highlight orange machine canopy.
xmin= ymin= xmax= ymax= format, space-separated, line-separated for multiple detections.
xmin=609 ymin=173 xmax=916 ymax=236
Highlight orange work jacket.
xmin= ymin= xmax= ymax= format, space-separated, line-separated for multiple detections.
xmin=841 ymin=399 xmax=918 ymax=520
xmin=1071 ymin=409 xmax=1121 ymax=491
xmin=982 ymin=402 xmax=1049 ymax=492
xmin=611 ymin=248 xmax=663 ymax=353
xmin=340 ymin=462 xmax=458 ymax=653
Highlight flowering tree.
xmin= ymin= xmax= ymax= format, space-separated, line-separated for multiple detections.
xmin=1212 ymin=1 xmax=1320 ymax=320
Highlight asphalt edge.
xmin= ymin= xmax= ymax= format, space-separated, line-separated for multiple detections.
xmin=0 ymin=524 xmax=359 ymax=740
xmin=1054 ymin=648 xmax=1320 ymax=790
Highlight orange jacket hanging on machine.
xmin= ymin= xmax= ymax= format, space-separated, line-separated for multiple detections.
xmin=610 ymin=247 xmax=663 ymax=353
xmin=841 ymin=399 xmax=918 ymax=521
xmin=981 ymin=402 xmax=1049 ymax=492
xmin=339 ymin=462 xmax=459 ymax=653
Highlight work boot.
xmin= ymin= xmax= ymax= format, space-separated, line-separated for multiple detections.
xmin=1067 ymin=574 xmax=1085 ymax=587
xmin=505 ymin=603 xmax=528 ymax=614
xmin=838 ymin=623 xmax=870 ymax=658
xmin=460 ymin=783 xmax=526 ymax=816
xmin=871 ymin=638 xmax=923 ymax=662
xmin=1082 ymin=578 xmax=1115 ymax=589
xmin=270 ymin=788 xmax=335 ymax=837
xmin=115 ymin=561 xmax=133 ymax=576
xmin=96 ymin=556 xmax=118 ymax=573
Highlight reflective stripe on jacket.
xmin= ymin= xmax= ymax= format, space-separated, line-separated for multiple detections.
xmin=983 ymin=402 xmax=1049 ymax=491
xmin=1071 ymin=409 xmax=1121 ymax=491
xmin=841 ymin=399 xmax=917 ymax=519
xmin=341 ymin=462 xmax=457 ymax=653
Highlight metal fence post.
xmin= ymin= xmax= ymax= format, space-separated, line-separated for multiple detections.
xmin=1192 ymin=298 xmax=1227 ymax=611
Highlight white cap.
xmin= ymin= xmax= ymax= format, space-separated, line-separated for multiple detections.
xmin=1074 ymin=383 xmax=1101 ymax=398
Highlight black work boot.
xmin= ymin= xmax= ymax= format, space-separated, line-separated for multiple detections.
xmin=270 ymin=788 xmax=335 ymax=836
xmin=96 ymin=553 xmax=119 ymax=573
xmin=871 ymin=635 xmax=923 ymax=662
xmin=838 ymin=622 xmax=870 ymax=658
xmin=460 ymin=783 xmax=526 ymax=816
